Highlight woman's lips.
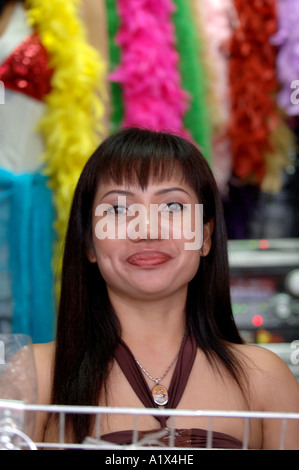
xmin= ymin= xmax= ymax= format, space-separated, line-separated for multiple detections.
xmin=126 ymin=251 xmax=172 ymax=268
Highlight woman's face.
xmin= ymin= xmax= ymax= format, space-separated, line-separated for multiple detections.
xmin=87 ymin=169 xmax=213 ymax=302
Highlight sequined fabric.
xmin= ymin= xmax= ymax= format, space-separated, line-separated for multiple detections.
xmin=0 ymin=32 xmax=53 ymax=101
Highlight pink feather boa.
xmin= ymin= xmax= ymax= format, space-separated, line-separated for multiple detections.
xmin=109 ymin=0 xmax=190 ymax=136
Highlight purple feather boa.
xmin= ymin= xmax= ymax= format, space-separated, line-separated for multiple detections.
xmin=271 ymin=0 xmax=299 ymax=115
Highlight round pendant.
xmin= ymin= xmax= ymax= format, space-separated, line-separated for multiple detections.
xmin=152 ymin=384 xmax=168 ymax=406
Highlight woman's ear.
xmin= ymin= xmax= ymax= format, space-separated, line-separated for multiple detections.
xmin=86 ymin=247 xmax=97 ymax=263
xmin=86 ymin=235 xmax=97 ymax=263
xmin=200 ymin=218 xmax=214 ymax=257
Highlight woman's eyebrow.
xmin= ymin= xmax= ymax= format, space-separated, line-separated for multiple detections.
xmin=154 ymin=187 xmax=191 ymax=197
xmin=101 ymin=187 xmax=191 ymax=198
xmin=101 ymin=189 xmax=135 ymax=198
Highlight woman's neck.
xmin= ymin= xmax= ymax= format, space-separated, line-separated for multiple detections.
xmin=107 ymin=286 xmax=187 ymax=354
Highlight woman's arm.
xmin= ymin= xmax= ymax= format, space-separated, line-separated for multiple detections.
xmin=32 ymin=342 xmax=55 ymax=443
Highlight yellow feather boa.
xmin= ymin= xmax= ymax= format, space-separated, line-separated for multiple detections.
xmin=25 ymin=0 xmax=107 ymax=287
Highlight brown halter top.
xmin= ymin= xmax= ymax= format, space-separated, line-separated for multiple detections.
xmin=101 ymin=332 xmax=243 ymax=449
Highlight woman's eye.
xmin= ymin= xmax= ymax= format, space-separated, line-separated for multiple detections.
xmin=106 ymin=204 xmax=128 ymax=215
xmin=164 ymin=202 xmax=185 ymax=212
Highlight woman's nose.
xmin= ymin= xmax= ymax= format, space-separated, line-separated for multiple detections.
xmin=127 ymin=204 xmax=162 ymax=241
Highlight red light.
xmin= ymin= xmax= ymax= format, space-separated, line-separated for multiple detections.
xmin=259 ymin=239 xmax=269 ymax=250
xmin=252 ymin=315 xmax=264 ymax=327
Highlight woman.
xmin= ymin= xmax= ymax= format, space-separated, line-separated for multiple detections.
xmin=33 ymin=127 xmax=299 ymax=449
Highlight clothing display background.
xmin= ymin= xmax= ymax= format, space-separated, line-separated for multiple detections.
xmin=1 ymin=0 xmax=299 ymax=341
xmin=0 ymin=0 xmax=106 ymax=342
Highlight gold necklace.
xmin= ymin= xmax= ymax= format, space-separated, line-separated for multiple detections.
xmin=134 ymin=332 xmax=186 ymax=406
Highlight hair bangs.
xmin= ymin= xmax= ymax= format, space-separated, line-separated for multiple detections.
xmin=95 ymin=127 xmax=193 ymax=190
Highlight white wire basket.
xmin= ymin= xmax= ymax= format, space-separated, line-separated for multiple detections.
xmin=0 ymin=400 xmax=299 ymax=450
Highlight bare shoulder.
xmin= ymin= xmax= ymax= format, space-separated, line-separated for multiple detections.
xmin=33 ymin=341 xmax=55 ymax=362
xmin=231 ymin=342 xmax=298 ymax=382
xmin=33 ymin=341 xmax=56 ymax=405
xmin=33 ymin=341 xmax=55 ymax=373
xmin=231 ymin=342 xmax=299 ymax=409
xmin=232 ymin=342 xmax=295 ymax=372
xmin=230 ymin=343 xmax=299 ymax=449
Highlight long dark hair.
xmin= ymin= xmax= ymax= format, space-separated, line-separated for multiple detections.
xmin=51 ymin=128 xmax=245 ymax=443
